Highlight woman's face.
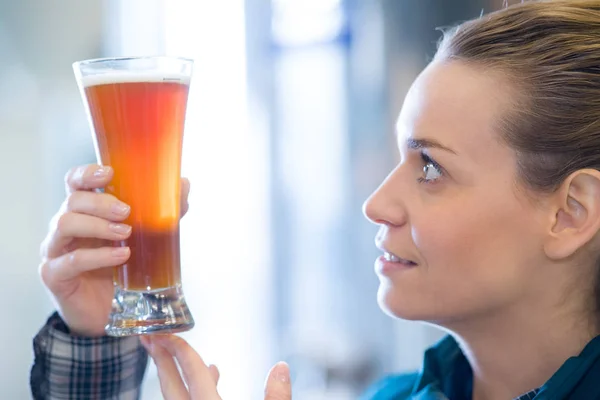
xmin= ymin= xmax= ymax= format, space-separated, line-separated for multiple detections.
xmin=363 ymin=60 xmax=549 ymax=324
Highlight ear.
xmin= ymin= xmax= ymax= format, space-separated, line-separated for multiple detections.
xmin=544 ymin=169 xmax=600 ymax=260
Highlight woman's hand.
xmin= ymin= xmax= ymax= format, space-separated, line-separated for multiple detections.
xmin=141 ymin=335 xmax=292 ymax=400
xmin=39 ymin=164 xmax=191 ymax=336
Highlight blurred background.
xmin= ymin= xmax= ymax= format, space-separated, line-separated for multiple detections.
xmin=0 ymin=0 xmax=507 ymax=398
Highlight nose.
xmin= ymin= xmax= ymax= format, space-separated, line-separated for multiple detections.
xmin=362 ymin=167 xmax=408 ymax=227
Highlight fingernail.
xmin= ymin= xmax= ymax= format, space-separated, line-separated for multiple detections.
xmin=112 ymin=246 xmax=130 ymax=257
xmin=271 ymin=362 xmax=290 ymax=383
xmin=109 ymin=223 xmax=131 ymax=235
xmin=111 ymin=202 xmax=130 ymax=215
xmin=93 ymin=166 xmax=112 ymax=178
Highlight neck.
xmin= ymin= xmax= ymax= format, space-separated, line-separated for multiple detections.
xmin=444 ymin=299 xmax=596 ymax=400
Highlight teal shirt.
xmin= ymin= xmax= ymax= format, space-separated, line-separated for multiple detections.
xmin=361 ymin=335 xmax=600 ymax=400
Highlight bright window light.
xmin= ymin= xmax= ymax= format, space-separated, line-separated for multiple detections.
xmin=272 ymin=0 xmax=345 ymax=46
xmin=138 ymin=1 xmax=273 ymax=399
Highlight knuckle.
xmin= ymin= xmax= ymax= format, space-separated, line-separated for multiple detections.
xmin=67 ymin=249 xmax=83 ymax=268
xmin=65 ymin=165 xmax=96 ymax=190
xmin=64 ymin=166 xmax=78 ymax=186
xmin=91 ymin=196 xmax=106 ymax=216
xmin=104 ymin=193 xmax=118 ymax=203
xmin=170 ymin=335 xmax=184 ymax=345
xmin=55 ymin=212 xmax=73 ymax=236
xmin=64 ymin=166 xmax=85 ymax=190
xmin=64 ymin=192 xmax=80 ymax=211
xmin=48 ymin=211 xmax=62 ymax=234
xmin=39 ymin=236 xmax=49 ymax=258
xmin=38 ymin=259 xmax=52 ymax=286
xmin=171 ymin=336 xmax=192 ymax=352
xmin=100 ymin=193 xmax=118 ymax=212
xmin=73 ymin=191 xmax=104 ymax=215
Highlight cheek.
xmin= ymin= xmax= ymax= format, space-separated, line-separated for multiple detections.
xmin=414 ymin=213 xmax=475 ymax=261
xmin=385 ymin=194 xmax=542 ymax=320
xmin=414 ymin=187 xmax=540 ymax=269
xmin=413 ymin=206 xmax=500 ymax=267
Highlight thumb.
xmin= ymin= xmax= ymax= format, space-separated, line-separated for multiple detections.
xmin=264 ymin=362 xmax=292 ymax=400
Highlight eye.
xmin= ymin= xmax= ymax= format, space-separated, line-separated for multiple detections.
xmin=417 ymin=153 xmax=443 ymax=183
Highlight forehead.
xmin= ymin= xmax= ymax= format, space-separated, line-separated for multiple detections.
xmin=396 ymin=60 xmax=514 ymax=165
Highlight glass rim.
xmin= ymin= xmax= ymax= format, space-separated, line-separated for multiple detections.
xmin=73 ymin=55 xmax=194 ymax=69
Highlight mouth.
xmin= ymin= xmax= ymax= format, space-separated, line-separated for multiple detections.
xmin=382 ymin=251 xmax=417 ymax=266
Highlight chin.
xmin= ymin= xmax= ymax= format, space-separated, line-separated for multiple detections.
xmin=377 ymin=281 xmax=503 ymax=331
xmin=377 ymin=282 xmax=424 ymax=321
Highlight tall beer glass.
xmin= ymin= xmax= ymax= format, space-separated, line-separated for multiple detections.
xmin=73 ymin=56 xmax=195 ymax=336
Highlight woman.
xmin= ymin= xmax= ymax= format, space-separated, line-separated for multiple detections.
xmin=31 ymin=1 xmax=600 ymax=399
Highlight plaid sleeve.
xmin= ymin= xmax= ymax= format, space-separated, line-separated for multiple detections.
xmin=30 ymin=312 xmax=149 ymax=400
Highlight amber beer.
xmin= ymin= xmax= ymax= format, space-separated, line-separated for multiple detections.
xmin=74 ymin=57 xmax=195 ymax=336
xmin=84 ymin=77 xmax=188 ymax=290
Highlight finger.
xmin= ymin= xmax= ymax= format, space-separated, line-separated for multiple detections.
xmin=141 ymin=337 xmax=190 ymax=400
xmin=64 ymin=191 xmax=130 ymax=221
xmin=153 ymin=335 xmax=220 ymax=399
xmin=44 ymin=212 xmax=131 ymax=258
xmin=208 ymin=364 xmax=220 ymax=385
xmin=181 ymin=177 xmax=190 ymax=217
xmin=65 ymin=164 xmax=113 ymax=194
xmin=264 ymin=362 xmax=292 ymax=400
xmin=40 ymin=246 xmax=130 ymax=287
xmin=55 ymin=212 xmax=132 ymax=241
xmin=182 ymin=177 xmax=190 ymax=201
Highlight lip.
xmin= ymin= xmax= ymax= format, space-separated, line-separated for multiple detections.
xmin=375 ymin=255 xmax=418 ymax=275
xmin=374 ymin=240 xmax=418 ymax=275
xmin=375 ymin=241 xmax=417 ymax=264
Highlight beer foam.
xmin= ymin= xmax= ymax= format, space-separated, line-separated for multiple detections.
xmin=81 ymin=71 xmax=190 ymax=88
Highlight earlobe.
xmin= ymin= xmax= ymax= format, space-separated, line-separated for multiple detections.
xmin=544 ymin=170 xmax=600 ymax=261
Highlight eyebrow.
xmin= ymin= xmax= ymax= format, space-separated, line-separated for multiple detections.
xmin=406 ymin=137 xmax=457 ymax=155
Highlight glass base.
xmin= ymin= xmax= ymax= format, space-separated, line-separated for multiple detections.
xmin=105 ymin=284 xmax=195 ymax=337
